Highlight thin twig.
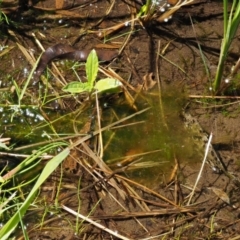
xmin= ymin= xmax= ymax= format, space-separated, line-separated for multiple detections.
xmin=187 ymin=133 xmax=213 ymax=205
xmin=62 ymin=205 xmax=132 ymax=240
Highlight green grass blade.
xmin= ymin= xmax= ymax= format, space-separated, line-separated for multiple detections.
xmin=18 ymin=53 xmax=42 ymax=105
xmin=223 ymin=0 xmax=228 ymax=36
xmin=0 ymin=146 xmax=69 ymax=239
xmin=2 ymin=142 xmax=68 ymax=182
xmin=213 ymin=0 xmax=240 ymax=91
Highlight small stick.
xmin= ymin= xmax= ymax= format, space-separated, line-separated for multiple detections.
xmin=187 ymin=133 xmax=213 ymax=205
xmin=62 ymin=205 xmax=132 ymax=240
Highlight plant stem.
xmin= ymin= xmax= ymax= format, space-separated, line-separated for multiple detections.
xmin=145 ymin=0 xmax=152 ymax=15
xmin=213 ymin=0 xmax=240 ymax=92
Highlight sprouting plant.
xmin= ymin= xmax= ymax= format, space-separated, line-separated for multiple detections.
xmin=213 ymin=0 xmax=240 ymax=92
xmin=138 ymin=0 xmax=172 ymax=22
xmin=0 ymin=1 xmax=9 ymax=25
xmin=137 ymin=0 xmax=195 ymax=23
xmin=62 ymin=49 xmax=122 ymax=96
xmin=137 ymin=0 xmax=155 ymax=18
xmin=12 ymin=54 xmax=42 ymax=107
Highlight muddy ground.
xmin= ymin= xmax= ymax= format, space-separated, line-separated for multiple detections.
xmin=1 ymin=0 xmax=240 ymax=239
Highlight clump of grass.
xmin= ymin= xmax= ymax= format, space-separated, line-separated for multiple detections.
xmin=138 ymin=0 xmax=194 ymax=23
xmin=213 ymin=0 xmax=240 ymax=92
xmin=0 ymin=143 xmax=69 ymax=239
xmin=0 ymin=1 xmax=9 ymax=25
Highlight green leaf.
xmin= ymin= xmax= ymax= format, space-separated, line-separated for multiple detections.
xmin=94 ymin=78 xmax=123 ymax=94
xmin=62 ymin=81 xmax=92 ymax=93
xmin=86 ymin=49 xmax=98 ymax=89
xmin=0 ymin=176 xmax=4 ymax=183
xmin=0 ymin=142 xmax=10 ymax=150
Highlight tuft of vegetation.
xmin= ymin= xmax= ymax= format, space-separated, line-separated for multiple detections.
xmin=0 ymin=1 xmax=9 ymax=25
xmin=1 ymin=0 xmax=240 ymax=239
xmin=62 ymin=49 xmax=122 ymax=95
xmin=213 ymin=0 xmax=240 ymax=92
xmin=0 ymin=142 xmax=69 ymax=239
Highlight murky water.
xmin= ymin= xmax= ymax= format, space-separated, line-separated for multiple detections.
xmin=0 ymin=67 xmax=207 ymax=191
xmin=101 ymin=87 xmax=197 ymax=187
xmin=0 ymin=101 xmax=92 ymax=152
xmin=0 ymin=84 xmax=198 ymax=188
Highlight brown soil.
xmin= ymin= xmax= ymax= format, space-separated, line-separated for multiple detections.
xmin=1 ymin=0 xmax=240 ymax=239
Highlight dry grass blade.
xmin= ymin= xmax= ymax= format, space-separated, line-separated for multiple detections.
xmin=117 ymin=174 xmax=178 ymax=206
xmin=0 ymin=137 xmax=10 ymax=143
xmin=95 ymin=22 xmax=128 ymax=38
xmin=122 ymin=160 xmax=163 ymax=171
xmin=187 ymin=133 xmax=213 ymax=205
xmin=81 ymin=142 xmax=112 ymax=173
xmin=0 ymin=151 xmax=53 ymax=160
xmin=16 ymin=43 xmax=35 ymax=67
xmin=89 ymin=207 xmax=202 ymax=219
xmin=35 ymin=10 xmax=85 ymax=19
xmin=62 ymin=205 xmax=132 ymax=240
xmin=0 ymin=46 xmax=14 ymax=58
xmin=189 ymin=95 xmax=240 ymax=99
xmin=168 ymin=162 xmax=178 ymax=184
xmin=0 ymin=191 xmax=17 ymax=212
xmin=95 ymin=16 xmax=138 ymax=40
xmin=99 ymin=66 xmax=138 ymax=109
xmin=122 ymin=180 xmax=151 ymax=212
xmin=118 ymin=6 xmax=138 ymax=54
xmin=95 ymin=92 xmax=103 ymax=158
xmin=55 ymin=0 xmax=64 ymax=9
xmin=81 ymin=142 xmax=127 ymax=200
xmin=99 ymin=67 xmax=137 ymax=92
xmin=108 ymin=149 xmax=162 ymax=168
xmin=0 ymin=7 xmax=18 ymax=15
xmin=113 ymin=150 xmax=162 ymax=161
xmin=157 ymin=0 xmax=195 ymax=22
xmin=94 ymin=0 xmax=116 ymax=27
xmin=209 ymin=187 xmax=230 ymax=205
xmin=101 ymin=187 xmax=149 ymax=233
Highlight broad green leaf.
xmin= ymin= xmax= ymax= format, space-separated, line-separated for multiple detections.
xmin=62 ymin=81 xmax=92 ymax=93
xmin=94 ymin=78 xmax=123 ymax=94
xmin=86 ymin=49 xmax=98 ymax=89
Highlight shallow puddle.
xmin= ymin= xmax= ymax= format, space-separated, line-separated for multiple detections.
xmin=0 ymin=83 xmax=199 ymax=187
xmin=101 ymin=86 xmax=198 ymax=187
